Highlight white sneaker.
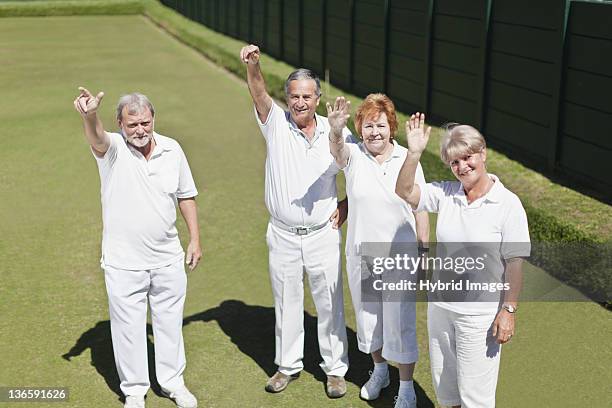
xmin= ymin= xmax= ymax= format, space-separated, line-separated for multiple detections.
xmin=394 ymin=395 xmax=417 ymax=408
xmin=162 ymin=385 xmax=197 ymax=408
xmin=124 ymin=395 xmax=145 ymax=408
xmin=360 ymin=369 xmax=390 ymax=400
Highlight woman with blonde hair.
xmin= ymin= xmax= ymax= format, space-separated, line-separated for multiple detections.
xmin=328 ymin=94 xmax=429 ymax=408
xmin=395 ymin=116 xmax=530 ymax=408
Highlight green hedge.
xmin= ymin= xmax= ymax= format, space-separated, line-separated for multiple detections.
xmin=3 ymin=0 xmax=610 ymax=303
xmin=0 ymin=0 xmax=143 ymax=17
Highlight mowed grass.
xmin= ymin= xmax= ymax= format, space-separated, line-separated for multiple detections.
xmin=0 ymin=15 xmax=610 ymax=408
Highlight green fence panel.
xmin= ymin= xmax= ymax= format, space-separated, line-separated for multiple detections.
xmin=266 ymin=0 xmax=283 ymax=59
xmin=325 ymin=0 xmax=352 ymax=89
xmin=282 ymin=0 xmax=301 ymax=67
xmin=429 ymin=0 xmax=488 ymax=125
xmin=217 ymin=0 xmax=228 ymax=34
xmin=251 ymin=0 xmax=265 ymax=46
xmin=238 ymin=0 xmax=251 ymax=41
xmin=386 ymin=0 xmax=429 ymax=113
xmin=352 ymin=0 xmax=385 ymax=96
xmin=486 ymin=108 xmax=550 ymax=159
xmin=302 ymin=0 xmax=325 ymax=75
xmin=211 ymin=0 xmax=220 ymax=31
xmin=227 ymin=0 xmax=239 ymax=38
xmin=485 ymin=0 xmax=565 ymax=166
xmin=558 ymin=1 xmax=612 ymax=190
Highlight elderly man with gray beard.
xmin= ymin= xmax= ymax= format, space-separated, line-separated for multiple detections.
xmin=74 ymin=87 xmax=201 ymax=408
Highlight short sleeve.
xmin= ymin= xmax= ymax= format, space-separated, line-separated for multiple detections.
xmin=254 ymin=101 xmax=284 ymax=142
xmin=176 ymin=145 xmax=198 ymax=199
xmin=500 ymin=196 xmax=531 ymax=259
xmin=342 ymin=142 xmax=361 ymax=172
xmin=92 ymin=131 xmax=119 ymax=168
xmin=417 ymin=181 xmax=449 ymax=213
xmin=415 ymin=162 xmax=426 ymax=186
xmin=343 ymin=127 xmax=356 ymax=144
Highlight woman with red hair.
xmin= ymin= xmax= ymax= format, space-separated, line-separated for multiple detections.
xmin=328 ymin=94 xmax=429 ymax=408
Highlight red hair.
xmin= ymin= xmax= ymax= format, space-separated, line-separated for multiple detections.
xmin=354 ymin=93 xmax=398 ymax=139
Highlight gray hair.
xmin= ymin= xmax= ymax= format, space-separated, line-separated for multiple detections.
xmin=284 ymin=68 xmax=321 ymax=96
xmin=439 ymin=123 xmax=486 ymax=165
xmin=116 ymin=93 xmax=155 ymax=121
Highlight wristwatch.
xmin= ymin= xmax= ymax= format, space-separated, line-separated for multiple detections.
xmin=502 ymin=304 xmax=517 ymax=313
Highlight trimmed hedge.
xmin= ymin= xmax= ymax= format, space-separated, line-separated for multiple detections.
xmin=0 ymin=0 xmax=143 ymax=17
xmin=3 ymin=0 xmax=610 ymax=303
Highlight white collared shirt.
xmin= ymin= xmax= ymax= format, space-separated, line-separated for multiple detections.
xmin=343 ymin=141 xmax=426 ymax=255
xmin=418 ymin=174 xmax=530 ymax=314
xmin=256 ymin=102 xmax=353 ymax=226
xmin=93 ymin=131 xmax=198 ymax=270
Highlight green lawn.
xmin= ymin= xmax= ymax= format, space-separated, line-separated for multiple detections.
xmin=0 ymin=15 xmax=610 ymax=408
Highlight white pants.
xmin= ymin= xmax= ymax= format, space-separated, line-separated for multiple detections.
xmin=428 ymin=302 xmax=501 ymax=408
xmin=346 ymin=255 xmax=418 ymax=364
xmin=104 ymin=259 xmax=187 ymax=397
xmin=266 ymin=221 xmax=349 ymax=376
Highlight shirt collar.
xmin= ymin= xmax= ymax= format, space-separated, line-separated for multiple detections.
xmin=122 ymin=131 xmax=173 ymax=158
xmin=359 ymin=139 xmax=402 ymax=161
xmin=151 ymin=132 xmax=173 ymax=152
xmin=286 ymin=112 xmax=326 ymax=144
xmin=453 ymin=174 xmax=503 ymax=206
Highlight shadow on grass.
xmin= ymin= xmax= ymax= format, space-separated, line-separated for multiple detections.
xmin=62 ymin=300 xmax=433 ymax=407
xmin=61 ymin=321 xmax=165 ymax=403
xmin=184 ymin=300 xmax=434 ymax=407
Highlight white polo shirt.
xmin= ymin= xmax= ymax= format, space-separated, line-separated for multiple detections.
xmin=93 ymin=132 xmax=198 ymax=270
xmin=417 ymin=174 xmax=530 ymax=314
xmin=343 ymin=141 xmax=425 ymax=255
xmin=256 ymin=102 xmax=353 ymax=226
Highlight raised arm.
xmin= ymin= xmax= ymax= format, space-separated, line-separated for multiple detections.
xmin=395 ymin=113 xmax=431 ymax=209
xmin=326 ymin=96 xmax=351 ymax=168
xmin=240 ymin=44 xmax=273 ymax=123
xmin=73 ymin=86 xmax=109 ymax=156
xmin=415 ymin=211 xmax=430 ymax=249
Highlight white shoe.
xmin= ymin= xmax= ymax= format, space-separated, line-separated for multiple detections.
xmin=124 ymin=395 xmax=145 ymax=408
xmin=162 ymin=385 xmax=197 ymax=408
xmin=360 ymin=369 xmax=390 ymax=400
xmin=394 ymin=395 xmax=417 ymax=408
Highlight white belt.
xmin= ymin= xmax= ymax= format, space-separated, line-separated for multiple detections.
xmin=270 ymin=218 xmax=329 ymax=236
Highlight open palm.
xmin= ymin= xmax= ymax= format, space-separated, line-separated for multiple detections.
xmin=405 ymin=112 xmax=431 ymax=154
xmin=326 ymin=96 xmax=350 ymax=131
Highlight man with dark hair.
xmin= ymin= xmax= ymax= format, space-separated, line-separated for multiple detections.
xmin=74 ymin=87 xmax=201 ymax=408
xmin=239 ymin=44 xmax=353 ymax=398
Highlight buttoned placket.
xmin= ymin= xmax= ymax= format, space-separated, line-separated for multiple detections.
xmin=363 ymin=143 xmax=398 ymax=176
xmin=456 ymin=185 xmax=497 ymax=210
xmin=125 ymin=138 xmax=164 ymax=177
xmin=290 ymin=115 xmax=325 ymax=153
xmin=289 ymin=116 xmax=327 ymax=227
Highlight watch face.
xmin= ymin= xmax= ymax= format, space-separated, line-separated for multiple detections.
xmin=504 ymin=304 xmax=516 ymax=313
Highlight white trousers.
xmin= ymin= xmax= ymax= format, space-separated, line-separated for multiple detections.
xmin=346 ymin=255 xmax=418 ymax=364
xmin=266 ymin=221 xmax=349 ymax=376
xmin=104 ymin=259 xmax=187 ymax=397
xmin=428 ymin=302 xmax=501 ymax=408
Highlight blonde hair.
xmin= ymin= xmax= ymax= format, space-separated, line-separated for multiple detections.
xmin=439 ymin=123 xmax=486 ymax=164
